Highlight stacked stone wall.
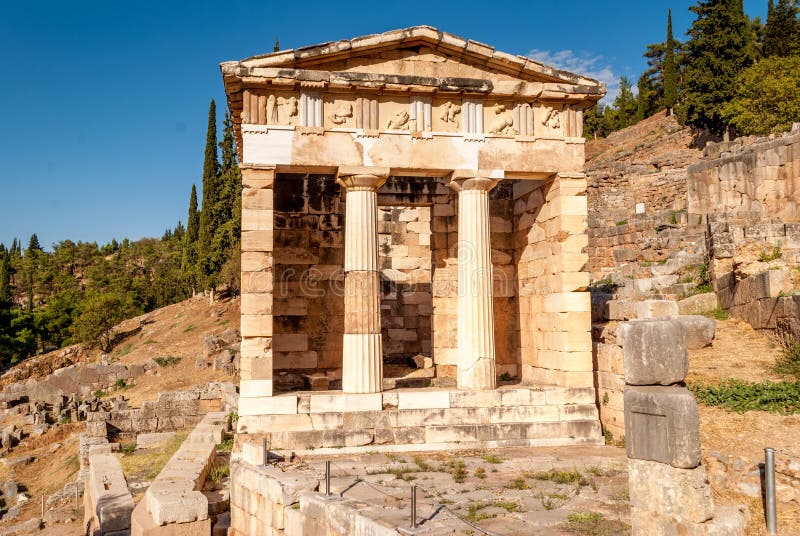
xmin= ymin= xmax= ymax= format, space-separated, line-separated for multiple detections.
xmin=272 ymin=173 xmax=344 ymax=381
xmin=514 ymin=174 xmax=593 ymax=387
xmin=85 ymin=382 xmax=236 ymax=438
xmin=688 ymin=129 xmax=800 ymax=222
xmin=591 ymin=322 xmax=624 ymax=442
xmin=378 ymin=205 xmax=433 ymax=361
xmin=266 ymin=174 xmax=518 ymax=381
xmin=588 ymin=169 xmax=688 ymax=230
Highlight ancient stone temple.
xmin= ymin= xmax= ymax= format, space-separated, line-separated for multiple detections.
xmin=221 ymin=26 xmax=606 ymax=454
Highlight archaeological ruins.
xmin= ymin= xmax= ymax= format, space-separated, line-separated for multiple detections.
xmin=219 ymin=26 xmax=608 ymax=457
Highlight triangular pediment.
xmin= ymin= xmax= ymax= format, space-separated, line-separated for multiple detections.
xmin=229 ymin=26 xmax=603 ymax=90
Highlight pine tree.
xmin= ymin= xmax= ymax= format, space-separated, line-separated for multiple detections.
xmin=637 ymin=73 xmax=657 ymax=121
xmin=763 ymin=0 xmax=799 ymax=57
xmin=678 ymin=0 xmax=757 ymax=135
xmin=197 ymin=100 xmax=221 ymax=291
xmin=663 ymin=9 xmax=680 ymax=113
xmin=182 ymin=184 xmax=200 ymax=292
xmin=612 ymin=77 xmax=638 ymax=130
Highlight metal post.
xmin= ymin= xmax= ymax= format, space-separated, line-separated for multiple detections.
xmin=765 ymin=448 xmax=777 ymax=534
xmin=325 ymin=461 xmax=331 ymax=497
xmin=411 ymin=485 xmax=417 ymax=529
xmin=262 ymin=437 xmax=267 ymax=466
xmin=41 ymin=495 xmax=44 ymax=517
xmin=75 ymin=485 xmax=78 ymax=511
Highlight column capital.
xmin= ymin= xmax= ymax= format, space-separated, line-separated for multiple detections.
xmin=447 ymin=169 xmax=503 ymax=192
xmin=336 ymin=166 xmax=389 ymax=191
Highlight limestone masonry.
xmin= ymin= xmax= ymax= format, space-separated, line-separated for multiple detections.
xmin=221 ymin=26 xmax=605 ymax=420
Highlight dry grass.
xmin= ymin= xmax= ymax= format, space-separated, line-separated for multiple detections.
xmin=118 ymin=432 xmax=187 ymax=482
xmin=688 ymin=318 xmax=785 ymax=383
xmin=692 ymin=319 xmax=800 ymax=535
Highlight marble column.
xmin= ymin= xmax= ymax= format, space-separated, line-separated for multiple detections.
xmin=450 ymin=173 xmax=500 ymax=390
xmin=337 ymin=169 xmax=388 ymax=394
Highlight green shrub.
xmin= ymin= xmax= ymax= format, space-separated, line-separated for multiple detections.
xmin=759 ymin=247 xmax=783 ymax=263
xmin=702 ymin=307 xmax=729 ymax=321
xmin=688 ymin=379 xmax=800 ymax=414
xmin=154 ymin=356 xmax=181 ymax=367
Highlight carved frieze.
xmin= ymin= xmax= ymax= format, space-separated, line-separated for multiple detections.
xmin=387 ymin=110 xmax=410 ymax=130
xmin=239 ymin=87 xmax=580 ymax=140
xmin=488 ymin=104 xmax=517 ymax=135
xmin=329 ymin=103 xmax=353 ymax=125
xmin=440 ymin=101 xmax=461 ymax=127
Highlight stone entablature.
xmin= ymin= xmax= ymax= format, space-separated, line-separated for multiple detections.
xmin=221 ymin=26 xmax=603 ymax=174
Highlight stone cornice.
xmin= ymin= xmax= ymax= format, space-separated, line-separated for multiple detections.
xmin=222 ymin=26 xmax=604 ymax=91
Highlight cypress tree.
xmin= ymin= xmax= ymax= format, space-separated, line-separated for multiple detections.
xmin=25 ymin=234 xmax=40 ymax=313
xmin=182 ymin=184 xmax=200 ymax=292
xmin=0 ymin=251 xmax=11 ymax=303
xmin=215 ymin=111 xmax=243 ymax=292
xmin=197 ymin=100 xmax=221 ymax=291
xmin=678 ymin=0 xmax=757 ymax=135
xmin=663 ymin=9 xmax=680 ymax=113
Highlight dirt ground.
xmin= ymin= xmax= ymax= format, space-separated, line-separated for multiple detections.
xmin=689 ymin=318 xmax=800 ymax=535
xmin=688 ymin=317 xmax=786 ymax=383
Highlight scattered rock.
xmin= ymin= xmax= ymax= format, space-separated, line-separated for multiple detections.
xmin=1 ymin=506 xmax=19 ymax=522
xmin=0 ymin=517 xmax=41 ymax=535
xmin=43 ymin=507 xmax=75 ymax=525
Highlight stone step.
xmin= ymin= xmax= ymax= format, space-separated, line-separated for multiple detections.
xmin=235 ymin=386 xmax=602 ymax=454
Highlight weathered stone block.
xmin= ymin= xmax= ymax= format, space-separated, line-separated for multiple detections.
xmin=628 ymin=458 xmax=714 ymax=524
xmin=635 ymin=299 xmax=679 ymax=319
xmin=675 ymin=315 xmax=716 ymax=349
xmin=624 ymin=386 xmax=701 ymax=469
xmin=618 ymin=319 xmax=687 ymax=385
xmin=678 ymin=293 xmax=718 ymax=316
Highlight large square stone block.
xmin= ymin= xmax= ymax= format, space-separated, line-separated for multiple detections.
xmin=618 ymin=319 xmax=687 ymax=385
xmin=624 ymin=386 xmax=700 ymax=469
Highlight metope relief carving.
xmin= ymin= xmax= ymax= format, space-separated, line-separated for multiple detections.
xmin=241 ymin=91 xmax=300 ymax=126
xmin=440 ymin=101 xmax=461 ymax=127
xmin=329 ymin=102 xmax=353 ymax=125
xmin=488 ymin=104 xmax=517 ymax=135
xmin=386 ymin=110 xmax=410 ymax=130
xmin=543 ymin=106 xmax=562 ymax=131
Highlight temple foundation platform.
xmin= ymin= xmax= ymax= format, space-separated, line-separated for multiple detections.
xmin=235 ymin=384 xmax=602 ymax=457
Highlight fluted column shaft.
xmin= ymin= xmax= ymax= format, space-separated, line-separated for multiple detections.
xmin=451 ymin=176 xmax=499 ymax=390
xmin=338 ymin=172 xmax=387 ymax=393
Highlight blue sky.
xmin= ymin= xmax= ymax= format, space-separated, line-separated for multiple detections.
xmin=0 ymin=0 xmax=768 ymax=250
